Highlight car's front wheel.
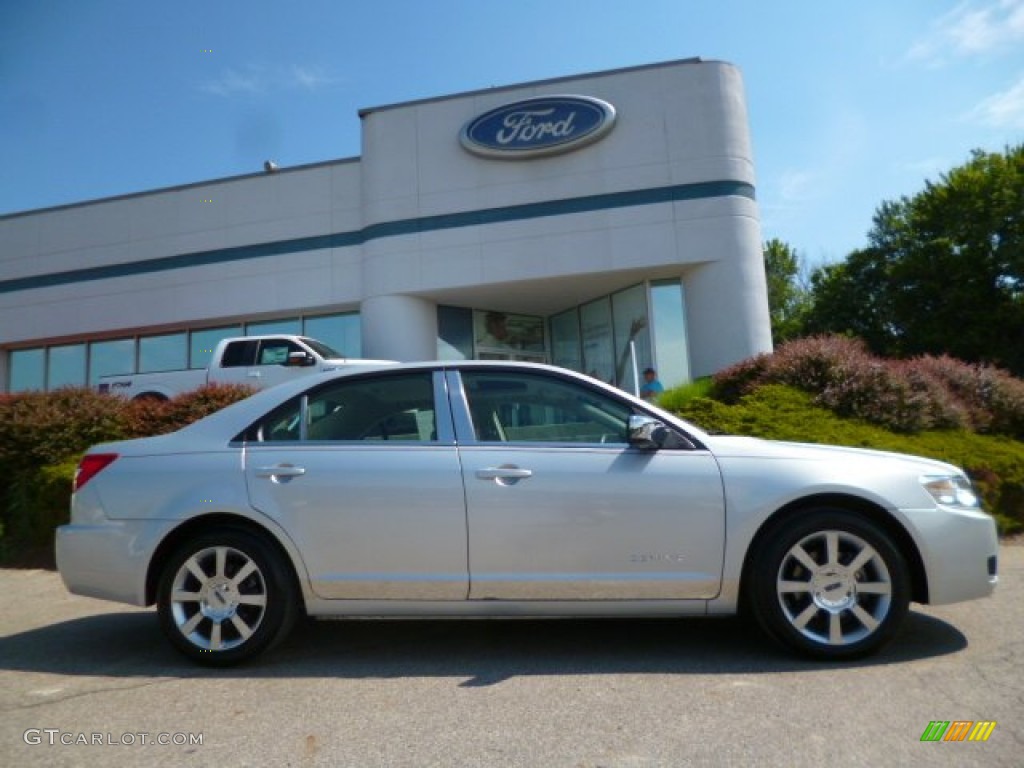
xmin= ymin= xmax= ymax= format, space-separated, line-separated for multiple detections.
xmin=749 ymin=511 xmax=910 ymax=660
xmin=157 ymin=528 xmax=298 ymax=666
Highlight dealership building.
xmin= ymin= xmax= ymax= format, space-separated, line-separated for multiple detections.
xmin=0 ymin=57 xmax=771 ymax=395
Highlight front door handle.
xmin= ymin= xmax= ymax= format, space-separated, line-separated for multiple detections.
xmin=475 ymin=466 xmax=533 ymax=486
xmin=256 ymin=464 xmax=306 ymax=479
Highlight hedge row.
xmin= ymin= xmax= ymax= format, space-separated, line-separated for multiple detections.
xmin=3 ymin=354 xmax=1022 ymax=564
xmin=0 ymin=384 xmax=254 ymax=473
xmin=667 ymin=384 xmax=1024 ymax=534
xmin=710 ymin=336 xmax=1024 ymax=437
xmin=0 ymin=385 xmax=254 ymax=564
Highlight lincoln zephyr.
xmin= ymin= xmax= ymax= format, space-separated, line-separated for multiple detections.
xmin=57 ymin=362 xmax=998 ymax=665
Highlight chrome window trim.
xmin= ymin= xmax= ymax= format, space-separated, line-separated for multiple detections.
xmin=444 ymin=369 xmax=476 ymax=445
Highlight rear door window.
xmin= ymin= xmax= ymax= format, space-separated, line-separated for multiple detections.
xmin=245 ymin=371 xmax=440 ymax=443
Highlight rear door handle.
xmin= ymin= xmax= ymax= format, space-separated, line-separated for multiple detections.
xmin=256 ymin=464 xmax=306 ymax=478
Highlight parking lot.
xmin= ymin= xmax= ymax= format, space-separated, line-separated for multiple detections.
xmin=1 ymin=546 xmax=1021 ymax=767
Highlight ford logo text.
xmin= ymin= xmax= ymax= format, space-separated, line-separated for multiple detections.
xmin=460 ymin=95 xmax=616 ymax=159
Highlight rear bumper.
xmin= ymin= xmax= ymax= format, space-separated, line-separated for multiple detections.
xmin=56 ymin=519 xmax=175 ymax=607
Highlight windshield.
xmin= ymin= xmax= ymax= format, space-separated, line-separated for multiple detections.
xmin=300 ymin=337 xmax=346 ymax=359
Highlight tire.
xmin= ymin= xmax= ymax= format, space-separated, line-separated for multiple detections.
xmin=748 ymin=510 xmax=910 ymax=660
xmin=157 ymin=528 xmax=299 ymax=666
xmin=133 ymin=392 xmax=168 ymax=402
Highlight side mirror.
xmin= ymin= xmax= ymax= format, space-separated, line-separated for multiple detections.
xmin=286 ymin=351 xmax=315 ymax=367
xmin=628 ymin=414 xmax=667 ymax=451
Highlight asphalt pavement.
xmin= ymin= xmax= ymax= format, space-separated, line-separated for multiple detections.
xmin=1 ymin=547 xmax=1021 ymax=767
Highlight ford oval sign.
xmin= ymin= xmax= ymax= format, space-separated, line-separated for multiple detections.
xmin=460 ymin=95 xmax=616 ymax=159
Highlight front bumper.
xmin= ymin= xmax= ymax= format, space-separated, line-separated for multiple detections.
xmin=903 ymin=504 xmax=999 ymax=605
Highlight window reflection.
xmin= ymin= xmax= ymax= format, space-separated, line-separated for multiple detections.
xmin=190 ymin=326 xmax=242 ymax=369
xmin=89 ymin=339 xmax=134 ymax=385
xmin=611 ymin=285 xmax=651 ymax=396
xmin=246 ymin=318 xmax=301 ymax=336
xmin=436 ymin=306 xmax=473 ymax=361
xmin=580 ymin=298 xmax=614 ymax=385
xmin=550 ymin=310 xmax=582 ymax=372
xmin=139 ymin=333 xmax=186 ymax=373
xmin=48 ymin=344 xmax=86 ymax=388
xmin=473 ymin=310 xmax=545 ymax=361
xmin=651 ymin=280 xmax=690 ymax=389
xmin=10 ymin=348 xmax=45 ymax=392
xmin=304 ymin=314 xmax=361 ymax=358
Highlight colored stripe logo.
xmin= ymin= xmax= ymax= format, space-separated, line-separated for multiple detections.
xmin=920 ymin=721 xmax=996 ymax=742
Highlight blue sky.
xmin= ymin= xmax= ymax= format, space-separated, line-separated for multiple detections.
xmin=2 ymin=0 xmax=1022 ymax=266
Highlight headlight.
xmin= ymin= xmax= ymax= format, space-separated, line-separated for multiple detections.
xmin=921 ymin=475 xmax=980 ymax=509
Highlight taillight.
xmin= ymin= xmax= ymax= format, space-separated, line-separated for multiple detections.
xmin=74 ymin=453 xmax=119 ymax=491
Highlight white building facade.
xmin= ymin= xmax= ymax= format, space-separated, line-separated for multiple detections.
xmin=0 ymin=58 xmax=772 ymax=395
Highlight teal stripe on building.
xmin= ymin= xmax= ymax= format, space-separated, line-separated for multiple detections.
xmin=0 ymin=181 xmax=753 ymax=295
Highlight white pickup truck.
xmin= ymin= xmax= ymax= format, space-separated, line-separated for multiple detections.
xmin=98 ymin=335 xmax=390 ymax=400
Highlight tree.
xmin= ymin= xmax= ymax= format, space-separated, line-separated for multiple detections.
xmin=804 ymin=247 xmax=894 ymax=352
xmin=804 ymin=145 xmax=1024 ymax=374
xmin=762 ymin=238 xmax=811 ymax=343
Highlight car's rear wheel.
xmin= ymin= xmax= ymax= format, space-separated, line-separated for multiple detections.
xmin=157 ymin=528 xmax=298 ymax=666
xmin=749 ymin=511 xmax=910 ymax=660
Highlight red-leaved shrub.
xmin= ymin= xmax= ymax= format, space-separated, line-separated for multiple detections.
xmin=123 ymin=384 xmax=255 ymax=438
xmin=913 ymin=355 xmax=1024 ymax=437
xmin=0 ymin=388 xmax=128 ymax=472
xmin=712 ymin=335 xmax=1024 ymax=436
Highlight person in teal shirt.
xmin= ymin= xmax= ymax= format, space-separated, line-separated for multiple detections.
xmin=640 ymin=367 xmax=664 ymax=401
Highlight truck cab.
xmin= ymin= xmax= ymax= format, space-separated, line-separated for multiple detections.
xmin=98 ymin=335 xmax=391 ymax=400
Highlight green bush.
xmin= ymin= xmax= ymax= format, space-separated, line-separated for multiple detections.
xmin=655 ymin=377 xmax=713 ymax=412
xmin=669 ymin=385 xmax=1024 ymax=533
xmin=4 ymin=461 xmax=77 ymax=546
xmin=0 ymin=460 xmax=77 ymax=566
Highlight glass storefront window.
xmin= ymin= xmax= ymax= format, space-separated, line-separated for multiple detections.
xmin=5 ymin=289 xmax=686 ymax=393
xmin=190 ymin=326 xmax=242 ymax=369
xmin=651 ymin=279 xmax=691 ymax=389
xmin=139 ymin=333 xmax=187 ymax=373
xmin=549 ymin=281 xmax=686 ymax=393
xmin=580 ymin=298 xmax=614 ymax=385
xmin=611 ymin=285 xmax=652 ymax=396
xmin=474 ymin=310 xmax=546 ymax=362
xmin=436 ymin=306 xmax=473 ymax=361
xmin=89 ymin=339 xmax=134 ymax=385
xmin=304 ymin=313 xmax=361 ymax=358
xmin=549 ymin=309 xmax=582 ymax=372
xmin=246 ymin=318 xmax=301 ymax=336
xmin=9 ymin=348 xmax=45 ymax=392
xmin=48 ymin=344 xmax=86 ymax=388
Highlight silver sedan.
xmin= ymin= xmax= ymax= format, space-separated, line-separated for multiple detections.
xmin=57 ymin=362 xmax=998 ymax=665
